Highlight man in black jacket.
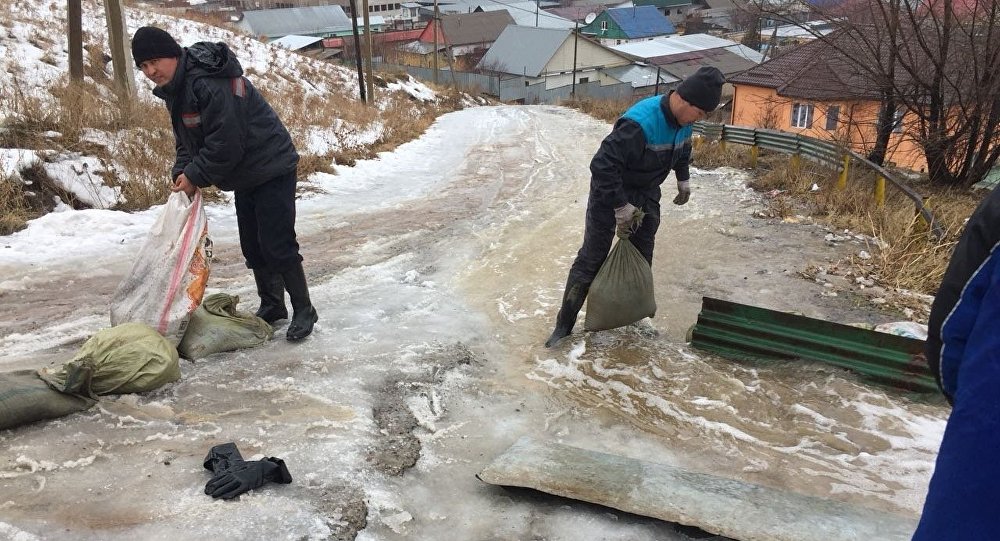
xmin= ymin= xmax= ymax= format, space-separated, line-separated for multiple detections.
xmin=545 ymin=67 xmax=726 ymax=347
xmin=131 ymin=26 xmax=318 ymax=341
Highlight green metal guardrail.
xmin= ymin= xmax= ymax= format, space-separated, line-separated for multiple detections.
xmin=692 ymin=122 xmax=944 ymax=239
xmin=690 ymin=297 xmax=937 ymax=394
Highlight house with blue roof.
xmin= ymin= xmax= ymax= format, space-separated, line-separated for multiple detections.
xmin=580 ymin=6 xmax=676 ymax=46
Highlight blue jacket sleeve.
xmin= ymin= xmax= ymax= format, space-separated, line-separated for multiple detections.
xmin=589 ymin=118 xmax=646 ymax=208
xmin=913 ymin=255 xmax=1000 ymax=539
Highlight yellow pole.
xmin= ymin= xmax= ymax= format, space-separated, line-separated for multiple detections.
xmin=749 ymin=145 xmax=759 ymax=168
xmin=917 ymin=197 xmax=931 ymax=230
xmin=874 ymin=175 xmax=886 ymax=208
xmin=836 ymin=154 xmax=850 ymax=190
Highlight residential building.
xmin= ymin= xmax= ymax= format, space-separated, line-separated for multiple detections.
xmin=728 ymin=37 xmax=926 ymax=171
xmin=619 ymin=0 xmax=693 ymax=26
xmin=474 ymin=1 xmax=575 ymax=29
xmin=477 ymin=25 xmax=632 ymax=90
xmin=579 ymin=6 xmax=676 ymax=46
xmin=237 ymin=5 xmax=353 ymax=38
xmin=543 ymin=5 xmax=606 ymax=24
xmin=612 ymin=33 xmax=761 ymax=77
xmin=399 ymin=10 xmax=514 ymax=69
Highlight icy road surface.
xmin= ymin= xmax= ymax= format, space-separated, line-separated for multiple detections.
xmin=0 ymin=106 xmax=945 ymax=540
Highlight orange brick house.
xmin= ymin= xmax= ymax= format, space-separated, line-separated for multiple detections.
xmin=728 ymin=37 xmax=927 ymax=172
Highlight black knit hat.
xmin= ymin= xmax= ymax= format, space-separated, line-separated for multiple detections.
xmin=131 ymin=26 xmax=182 ymax=67
xmin=676 ymin=66 xmax=726 ymax=112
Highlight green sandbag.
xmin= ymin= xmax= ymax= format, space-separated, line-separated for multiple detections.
xmin=584 ymin=236 xmax=656 ymax=332
xmin=39 ymin=322 xmax=180 ymax=397
xmin=0 ymin=369 xmax=97 ymax=430
xmin=177 ymin=293 xmax=273 ymax=360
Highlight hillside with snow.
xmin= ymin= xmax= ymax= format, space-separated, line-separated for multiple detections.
xmin=0 ymin=0 xmax=477 ymax=219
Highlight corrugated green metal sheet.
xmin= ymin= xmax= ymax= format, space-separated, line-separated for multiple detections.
xmin=723 ymin=125 xmax=755 ymax=145
xmin=798 ymin=137 xmax=840 ymax=163
xmin=690 ymin=120 xmax=944 ymax=239
xmin=755 ymin=130 xmax=798 ymax=153
xmin=690 ymin=297 xmax=938 ymax=393
xmin=695 ymin=123 xmax=723 ymax=140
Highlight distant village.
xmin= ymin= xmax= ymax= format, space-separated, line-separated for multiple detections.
xmin=143 ymin=0 xmax=969 ymax=174
xmin=147 ymin=0 xmax=780 ymax=102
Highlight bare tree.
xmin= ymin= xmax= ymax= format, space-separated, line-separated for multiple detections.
xmin=752 ymin=94 xmax=784 ymax=129
xmin=758 ymin=0 xmax=1000 ymax=186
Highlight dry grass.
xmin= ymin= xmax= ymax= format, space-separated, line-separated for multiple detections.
xmin=0 ymin=172 xmax=32 ymax=235
xmin=45 ymin=80 xmax=178 ymax=210
xmin=4 ymin=60 xmax=461 ymax=224
xmin=560 ymin=95 xmax=636 ymax=124
xmin=0 ymin=162 xmax=85 ymax=234
xmin=695 ymin=141 xmax=981 ymax=295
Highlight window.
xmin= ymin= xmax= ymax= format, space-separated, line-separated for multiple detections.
xmin=825 ymin=105 xmax=839 ymax=130
xmin=892 ymin=108 xmax=905 ymax=133
xmin=600 ymin=21 xmax=608 ymax=31
xmin=580 ymin=77 xmax=589 ymax=83
xmin=791 ymin=103 xmax=813 ymax=128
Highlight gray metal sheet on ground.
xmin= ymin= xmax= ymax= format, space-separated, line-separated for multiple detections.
xmin=477 ymin=437 xmax=917 ymax=541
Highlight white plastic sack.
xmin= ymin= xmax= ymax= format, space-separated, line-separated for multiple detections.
xmin=110 ymin=191 xmax=211 ymax=345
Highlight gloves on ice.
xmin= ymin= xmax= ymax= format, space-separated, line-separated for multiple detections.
xmin=203 ymin=442 xmax=244 ymax=475
xmin=673 ymin=180 xmax=691 ymax=205
xmin=614 ymin=202 xmax=641 ymax=237
xmin=205 ymin=457 xmax=292 ymax=500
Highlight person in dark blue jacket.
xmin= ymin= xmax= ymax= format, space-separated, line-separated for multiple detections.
xmin=545 ymin=66 xmax=726 ymax=347
xmin=131 ymin=26 xmax=318 ymax=341
xmin=914 ymin=186 xmax=1000 ymax=538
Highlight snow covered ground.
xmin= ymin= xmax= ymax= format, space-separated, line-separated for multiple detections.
xmin=0 ymin=106 xmax=948 ymax=540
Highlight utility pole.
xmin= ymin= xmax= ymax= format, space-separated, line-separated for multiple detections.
xmin=68 ymin=0 xmax=83 ymax=80
xmin=103 ymin=0 xmax=136 ymax=98
xmin=654 ymin=65 xmax=661 ymax=95
xmin=362 ymin=0 xmax=375 ymax=101
xmin=432 ymin=0 xmax=439 ymax=84
xmin=535 ymin=0 xmax=539 ymax=27
xmin=571 ymin=22 xmax=579 ymax=98
xmin=348 ymin=0 xmax=366 ymax=103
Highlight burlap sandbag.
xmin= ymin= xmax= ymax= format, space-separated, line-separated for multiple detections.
xmin=39 ymin=322 xmax=180 ymax=397
xmin=0 ymin=369 xmax=96 ymax=430
xmin=177 ymin=293 xmax=273 ymax=360
xmin=584 ymin=236 xmax=656 ymax=332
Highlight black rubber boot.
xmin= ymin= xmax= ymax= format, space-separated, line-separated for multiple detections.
xmin=281 ymin=262 xmax=318 ymax=341
xmin=253 ymin=269 xmax=288 ymax=324
xmin=544 ymin=280 xmax=589 ymax=348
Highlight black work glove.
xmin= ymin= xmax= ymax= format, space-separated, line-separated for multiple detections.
xmin=673 ymin=180 xmax=691 ymax=205
xmin=203 ymin=442 xmax=244 ymax=475
xmin=205 ymin=457 xmax=292 ymax=500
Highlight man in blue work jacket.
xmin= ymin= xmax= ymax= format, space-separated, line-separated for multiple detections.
xmin=914 ymin=185 xmax=1000 ymax=538
xmin=545 ymin=66 xmax=726 ymax=347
